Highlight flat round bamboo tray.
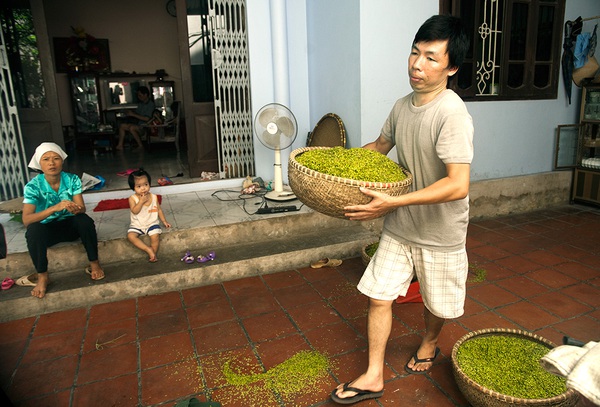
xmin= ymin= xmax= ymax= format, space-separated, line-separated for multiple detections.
xmin=451 ymin=328 xmax=579 ymax=407
xmin=288 ymin=147 xmax=413 ymax=219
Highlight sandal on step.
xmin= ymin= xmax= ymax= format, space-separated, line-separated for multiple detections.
xmin=15 ymin=275 xmax=37 ymax=287
xmin=197 ymin=251 xmax=216 ymax=263
xmin=181 ymin=251 xmax=195 ymax=264
xmin=85 ymin=267 xmax=105 ymax=281
xmin=310 ymin=258 xmax=342 ymax=268
xmin=2 ymin=277 xmax=15 ymax=290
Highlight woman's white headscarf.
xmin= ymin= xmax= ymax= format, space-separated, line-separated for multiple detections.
xmin=28 ymin=142 xmax=68 ymax=171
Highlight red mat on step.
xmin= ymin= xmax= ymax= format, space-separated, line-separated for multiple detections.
xmin=395 ymin=281 xmax=423 ymax=304
xmin=93 ymin=195 xmax=162 ymax=212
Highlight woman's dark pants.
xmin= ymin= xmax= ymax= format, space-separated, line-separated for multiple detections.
xmin=26 ymin=214 xmax=99 ymax=273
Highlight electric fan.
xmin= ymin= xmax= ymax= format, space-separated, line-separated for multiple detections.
xmin=254 ymin=103 xmax=298 ymax=201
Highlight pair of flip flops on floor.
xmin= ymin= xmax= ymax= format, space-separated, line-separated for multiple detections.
xmin=330 ymin=347 xmax=440 ymax=404
xmin=181 ymin=250 xmax=216 ymax=264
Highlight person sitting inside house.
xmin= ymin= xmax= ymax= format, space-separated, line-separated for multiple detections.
xmin=18 ymin=142 xmax=105 ymax=299
xmin=115 ymin=86 xmax=155 ymax=151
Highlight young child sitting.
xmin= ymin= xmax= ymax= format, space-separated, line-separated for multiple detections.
xmin=127 ymin=169 xmax=171 ymax=262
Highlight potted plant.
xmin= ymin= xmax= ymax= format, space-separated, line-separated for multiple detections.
xmin=361 ymin=240 xmax=379 ymax=266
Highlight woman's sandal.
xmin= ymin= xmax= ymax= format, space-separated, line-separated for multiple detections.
xmin=180 ymin=250 xmax=195 ymax=264
xmin=1 ymin=277 xmax=15 ymax=290
xmin=197 ymin=251 xmax=216 ymax=263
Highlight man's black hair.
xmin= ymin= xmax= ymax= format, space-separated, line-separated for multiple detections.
xmin=128 ymin=168 xmax=151 ymax=190
xmin=413 ymin=15 xmax=469 ymax=69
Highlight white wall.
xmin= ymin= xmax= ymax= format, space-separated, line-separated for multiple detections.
xmin=247 ymin=0 xmax=311 ymax=183
xmin=304 ymin=0 xmax=599 ymax=183
xmin=306 ymin=0 xmax=361 ymax=146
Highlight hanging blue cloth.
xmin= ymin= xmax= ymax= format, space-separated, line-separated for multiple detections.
xmin=574 ymin=32 xmax=591 ymax=69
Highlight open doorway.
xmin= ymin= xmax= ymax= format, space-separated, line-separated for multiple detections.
xmin=2 ymin=0 xmax=254 ymax=194
xmin=180 ymin=0 xmax=254 ymax=180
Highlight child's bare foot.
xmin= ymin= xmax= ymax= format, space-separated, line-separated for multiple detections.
xmin=31 ymin=272 xmax=49 ymax=299
xmin=146 ymin=248 xmax=157 ymax=262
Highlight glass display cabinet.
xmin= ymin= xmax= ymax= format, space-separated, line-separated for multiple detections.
xmin=572 ymin=84 xmax=600 ymax=205
xmin=69 ymin=73 xmax=102 ymax=134
xmin=69 ymin=73 xmax=116 ymax=151
xmin=556 ymin=83 xmax=600 ymax=205
xmin=150 ymin=81 xmax=175 ymax=120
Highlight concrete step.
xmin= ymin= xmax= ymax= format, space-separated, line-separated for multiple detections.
xmin=0 ymin=211 xmax=381 ymax=322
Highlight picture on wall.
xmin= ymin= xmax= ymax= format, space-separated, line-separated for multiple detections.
xmin=53 ymin=37 xmax=111 ymax=73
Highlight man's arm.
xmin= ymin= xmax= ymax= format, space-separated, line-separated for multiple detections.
xmin=363 ymin=134 xmax=394 ymax=155
xmin=344 ymin=162 xmax=470 ymax=221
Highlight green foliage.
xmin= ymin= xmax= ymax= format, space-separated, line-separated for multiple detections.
xmin=457 ymin=335 xmax=567 ymax=399
xmin=366 ymin=241 xmax=379 ymax=257
xmin=0 ymin=6 xmax=46 ymax=108
xmin=297 ymin=147 xmax=407 ymax=183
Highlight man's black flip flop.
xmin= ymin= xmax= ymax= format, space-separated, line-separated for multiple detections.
xmin=330 ymin=382 xmax=384 ymax=405
xmin=404 ymin=346 xmax=441 ymax=375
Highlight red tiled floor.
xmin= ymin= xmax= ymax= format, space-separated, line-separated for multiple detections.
xmin=82 ymin=317 xmax=137 ymax=353
xmin=20 ymin=330 xmax=84 ymax=365
xmin=466 ymin=283 xmax=521 ymax=308
xmin=139 ymin=331 xmax=196 ymax=370
xmin=241 ymin=309 xmax=298 ymax=342
xmin=1 ymin=205 xmax=599 ymax=406
xmin=494 ymin=275 xmax=549 ymax=299
xmin=77 ymin=342 xmax=138 ymax=384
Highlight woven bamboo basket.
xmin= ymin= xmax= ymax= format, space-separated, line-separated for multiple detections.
xmin=361 ymin=241 xmax=379 ymax=266
xmin=288 ymin=147 xmax=413 ymax=219
xmin=451 ymin=328 xmax=579 ymax=407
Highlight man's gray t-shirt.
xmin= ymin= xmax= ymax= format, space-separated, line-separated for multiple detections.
xmin=380 ymin=89 xmax=474 ymax=251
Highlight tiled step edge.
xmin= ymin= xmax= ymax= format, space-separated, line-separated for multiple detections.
xmin=0 ymin=211 xmax=383 ymax=276
xmin=0 ymin=223 xmax=378 ymax=322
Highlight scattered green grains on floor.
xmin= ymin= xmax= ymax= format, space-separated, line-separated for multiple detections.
xmin=456 ymin=335 xmax=567 ymax=399
xmin=222 ymin=350 xmax=330 ymax=401
xmin=467 ymin=263 xmax=487 ymax=283
xmin=297 ymin=147 xmax=407 ymax=183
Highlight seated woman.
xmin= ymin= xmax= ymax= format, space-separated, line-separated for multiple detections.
xmin=19 ymin=142 xmax=105 ymax=299
xmin=115 ymin=86 xmax=155 ymax=151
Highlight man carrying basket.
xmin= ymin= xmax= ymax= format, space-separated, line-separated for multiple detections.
xmin=332 ymin=14 xmax=473 ymax=404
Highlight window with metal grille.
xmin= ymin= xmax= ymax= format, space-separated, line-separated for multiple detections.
xmin=440 ymin=0 xmax=565 ymax=101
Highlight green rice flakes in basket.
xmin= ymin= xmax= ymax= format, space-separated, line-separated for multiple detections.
xmin=295 ymin=147 xmax=407 ymax=183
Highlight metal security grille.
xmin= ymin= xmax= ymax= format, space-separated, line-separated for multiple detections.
xmin=209 ymin=0 xmax=254 ymax=179
xmin=476 ymin=0 xmax=501 ymax=95
xmin=0 ymin=29 xmax=29 ymax=201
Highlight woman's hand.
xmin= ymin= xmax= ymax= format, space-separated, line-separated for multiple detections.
xmin=344 ymin=188 xmax=396 ymax=221
xmin=55 ymin=200 xmax=82 ymax=214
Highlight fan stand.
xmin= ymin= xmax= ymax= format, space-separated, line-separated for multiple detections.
xmin=265 ymin=149 xmax=296 ymax=202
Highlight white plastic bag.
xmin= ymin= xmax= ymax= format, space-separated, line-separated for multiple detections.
xmin=81 ymin=172 xmax=102 ymax=192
